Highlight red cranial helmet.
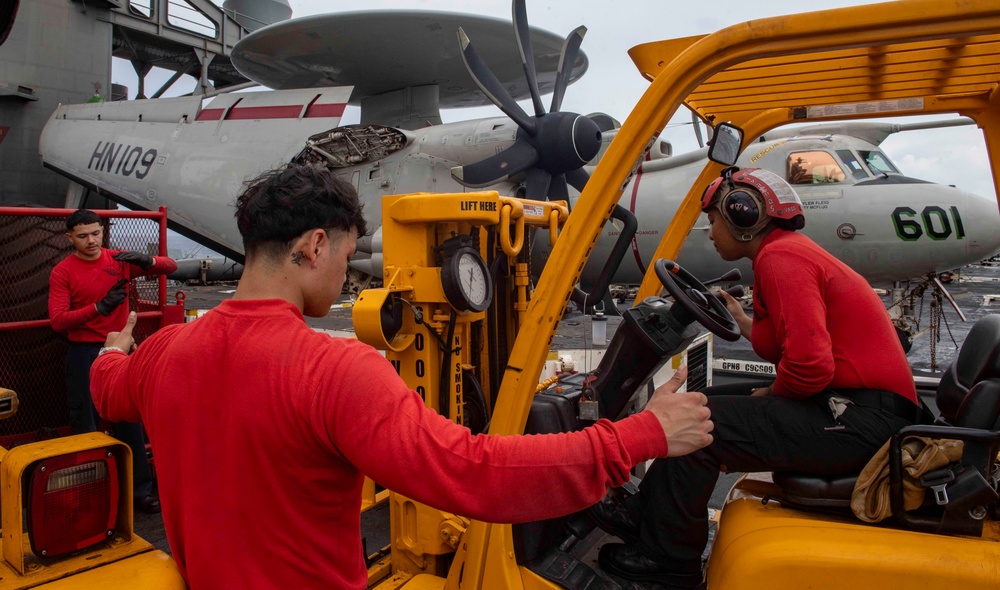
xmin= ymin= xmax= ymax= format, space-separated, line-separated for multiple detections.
xmin=701 ymin=167 xmax=805 ymax=241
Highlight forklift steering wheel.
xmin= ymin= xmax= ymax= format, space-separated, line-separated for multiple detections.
xmin=654 ymin=259 xmax=742 ymax=342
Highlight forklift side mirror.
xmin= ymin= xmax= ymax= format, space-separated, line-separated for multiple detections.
xmin=708 ymin=122 xmax=744 ymax=166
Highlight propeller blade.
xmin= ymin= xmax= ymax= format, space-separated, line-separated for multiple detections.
xmin=548 ymin=174 xmax=569 ymax=201
xmin=692 ymin=110 xmax=705 ymax=148
xmin=565 ymin=167 xmax=590 ymax=193
xmin=452 ymin=139 xmax=538 ymax=186
xmin=458 ymin=28 xmax=537 ymax=135
xmin=513 ymin=0 xmax=546 ymax=117
xmin=524 ymin=168 xmax=553 ymax=200
xmin=587 ymin=112 xmax=619 ymax=132
xmin=550 ymin=26 xmax=586 ymax=113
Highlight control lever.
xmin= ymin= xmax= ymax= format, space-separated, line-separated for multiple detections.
xmin=711 ymin=285 xmax=747 ymax=304
xmin=703 ymin=268 xmax=742 ymax=287
xmin=698 ymin=269 xmax=745 ymax=304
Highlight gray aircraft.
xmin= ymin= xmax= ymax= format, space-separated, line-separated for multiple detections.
xmin=0 ymin=0 xmax=270 ymax=207
xmin=18 ymin=1 xmax=1000 ymax=332
xmin=570 ymin=119 xmax=1000 ymax=291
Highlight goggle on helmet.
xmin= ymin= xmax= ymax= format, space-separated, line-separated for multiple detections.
xmin=701 ymin=167 xmax=805 ymax=242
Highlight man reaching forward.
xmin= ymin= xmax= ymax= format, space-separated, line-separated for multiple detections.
xmin=91 ymin=164 xmax=713 ymax=589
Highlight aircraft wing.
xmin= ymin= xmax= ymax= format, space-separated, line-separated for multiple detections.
xmin=39 ymin=87 xmax=354 ymax=259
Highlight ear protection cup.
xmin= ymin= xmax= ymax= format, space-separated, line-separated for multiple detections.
xmin=720 ymin=189 xmax=765 ymax=229
xmin=702 ymin=167 xmax=805 ymax=242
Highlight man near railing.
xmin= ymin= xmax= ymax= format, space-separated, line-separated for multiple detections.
xmin=48 ymin=209 xmax=177 ymax=514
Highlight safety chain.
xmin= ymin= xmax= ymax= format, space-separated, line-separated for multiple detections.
xmin=927 ymin=288 xmax=960 ymax=372
xmin=930 ymin=294 xmax=940 ymax=371
xmin=915 ymin=288 xmax=925 ymax=331
xmin=939 ymin=294 xmax=959 ymax=348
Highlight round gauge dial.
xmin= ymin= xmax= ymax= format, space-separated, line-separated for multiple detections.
xmin=441 ymin=247 xmax=492 ymax=312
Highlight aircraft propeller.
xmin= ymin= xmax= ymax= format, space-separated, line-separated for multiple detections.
xmin=692 ymin=110 xmax=705 ymax=148
xmin=452 ymin=0 xmax=610 ymax=201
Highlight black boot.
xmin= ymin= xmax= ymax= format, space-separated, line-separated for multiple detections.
xmin=587 ymin=494 xmax=640 ymax=543
xmin=598 ymin=542 xmax=702 ymax=588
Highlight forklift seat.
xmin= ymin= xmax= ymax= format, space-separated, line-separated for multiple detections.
xmin=772 ymin=314 xmax=1000 ymax=532
xmin=934 ymin=314 xmax=1000 ymax=422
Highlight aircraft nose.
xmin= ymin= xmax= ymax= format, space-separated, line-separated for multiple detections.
xmin=963 ymin=189 xmax=1000 ymax=260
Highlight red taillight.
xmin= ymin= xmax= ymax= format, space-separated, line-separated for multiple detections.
xmin=28 ymin=448 xmax=119 ymax=557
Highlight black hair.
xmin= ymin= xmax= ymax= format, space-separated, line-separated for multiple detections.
xmin=65 ymin=209 xmax=101 ymax=232
xmin=235 ymin=164 xmax=367 ymax=262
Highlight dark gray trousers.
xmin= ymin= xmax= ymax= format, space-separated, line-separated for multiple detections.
xmin=66 ymin=341 xmax=153 ymax=498
xmin=636 ymin=381 xmax=912 ymax=566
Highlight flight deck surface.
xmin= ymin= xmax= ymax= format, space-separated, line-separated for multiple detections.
xmin=173 ymin=260 xmax=1000 ymax=373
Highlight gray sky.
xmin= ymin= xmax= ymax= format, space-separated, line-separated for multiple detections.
xmin=113 ymin=0 xmax=996 ymax=211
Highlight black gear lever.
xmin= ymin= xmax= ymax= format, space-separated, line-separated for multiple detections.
xmin=702 ymin=268 xmax=742 ymax=287
xmin=702 ymin=268 xmax=745 ymax=302
xmin=716 ymin=284 xmax=746 ymax=299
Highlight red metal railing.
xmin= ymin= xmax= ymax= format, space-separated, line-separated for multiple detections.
xmin=0 ymin=206 xmax=175 ymax=443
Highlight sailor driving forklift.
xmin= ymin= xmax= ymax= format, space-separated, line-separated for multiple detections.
xmin=89 ymin=164 xmax=716 ymax=590
xmin=592 ymin=167 xmax=923 ymax=587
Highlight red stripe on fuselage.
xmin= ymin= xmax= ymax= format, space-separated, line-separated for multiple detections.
xmin=226 ymin=105 xmax=304 ymax=120
xmin=195 ymin=108 xmax=224 ymax=121
xmin=194 ymin=103 xmax=347 ymax=122
xmin=305 ymin=102 xmax=347 ymax=118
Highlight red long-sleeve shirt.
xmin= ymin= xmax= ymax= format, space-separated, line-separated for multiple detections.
xmin=91 ymin=299 xmax=668 ymax=589
xmin=751 ymin=230 xmax=916 ymax=402
xmin=48 ymin=249 xmax=178 ymax=342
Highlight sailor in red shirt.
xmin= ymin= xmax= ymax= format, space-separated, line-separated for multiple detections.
xmin=48 ymin=209 xmax=178 ymax=514
xmin=90 ymin=164 xmax=715 ymax=589
xmin=593 ymin=168 xmax=921 ymax=587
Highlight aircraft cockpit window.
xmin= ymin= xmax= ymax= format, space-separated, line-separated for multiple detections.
xmin=786 ymin=151 xmax=847 ymax=184
xmin=835 ymin=150 xmax=871 ymax=180
xmin=859 ymin=150 xmax=900 ymax=175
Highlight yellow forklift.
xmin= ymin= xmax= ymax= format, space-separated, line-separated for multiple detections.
xmin=350 ymin=1 xmax=1000 ymax=588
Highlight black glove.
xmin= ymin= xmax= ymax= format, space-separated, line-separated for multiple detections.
xmin=113 ymin=251 xmax=154 ymax=270
xmin=95 ymin=279 xmax=128 ymax=316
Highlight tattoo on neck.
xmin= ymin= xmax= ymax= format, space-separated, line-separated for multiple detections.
xmin=291 ymin=251 xmax=304 ymax=266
